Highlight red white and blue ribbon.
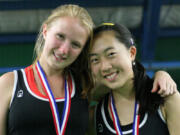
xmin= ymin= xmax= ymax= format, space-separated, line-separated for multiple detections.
xmin=109 ymin=93 xmax=140 ymax=135
xmin=36 ymin=61 xmax=71 ymax=135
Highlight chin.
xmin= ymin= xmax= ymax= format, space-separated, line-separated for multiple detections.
xmin=106 ymin=82 xmax=124 ymax=90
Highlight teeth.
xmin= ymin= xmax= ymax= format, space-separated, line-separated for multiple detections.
xmin=54 ymin=52 xmax=67 ymax=60
xmin=55 ymin=55 xmax=60 ymax=58
xmin=54 ymin=53 xmax=62 ymax=59
xmin=54 ymin=52 xmax=59 ymax=58
xmin=105 ymin=73 xmax=116 ymax=79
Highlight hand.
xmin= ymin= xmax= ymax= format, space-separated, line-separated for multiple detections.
xmin=151 ymin=71 xmax=177 ymax=97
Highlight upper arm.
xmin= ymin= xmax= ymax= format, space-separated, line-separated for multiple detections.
xmin=164 ymin=91 xmax=180 ymax=135
xmin=0 ymin=72 xmax=14 ymax=135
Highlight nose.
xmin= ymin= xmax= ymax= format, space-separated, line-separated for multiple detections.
xmin=100 ymin=59 xmax=112 ymax=73
xmin=58 ymin=40 xmax=70 ymax=55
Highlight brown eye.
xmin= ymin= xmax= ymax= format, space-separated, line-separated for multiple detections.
xmin=108 ymin=52 xmax=116 ymax=57
xmin=71 ymin=41 xmax=81 ymax=49
xmin=57 ymin=34 xmax=65 ymax=40
xmin=90 ymin=58 xmax=99 ymax=64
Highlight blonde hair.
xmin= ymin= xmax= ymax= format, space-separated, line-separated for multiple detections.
xmin=32 ymin=4 xmax=94 ymax=98
xmin=33 ymin=4 xmax=94 ymax=62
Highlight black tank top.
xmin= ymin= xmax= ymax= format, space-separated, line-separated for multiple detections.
xmin=7 ymin=68 xmax=89 ymax=135
xmin=95 ymin=94 xmax=169 ymax=135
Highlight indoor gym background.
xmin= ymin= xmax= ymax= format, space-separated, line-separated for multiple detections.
xmin=0 ymin=0 xmax=180 ymax=91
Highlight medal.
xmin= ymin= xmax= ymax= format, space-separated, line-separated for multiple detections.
xmin=109 ymin=93 xmax=140 ymax=135
xmin=36 ymin=61 xmax=71 ymax=135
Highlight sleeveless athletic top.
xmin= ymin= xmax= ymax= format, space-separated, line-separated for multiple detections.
xmin=95 ymin=94 xmax=169 ymax=135
xmin=7 ymin=66 xmax=89 ymax=135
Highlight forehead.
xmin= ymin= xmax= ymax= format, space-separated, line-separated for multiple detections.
xmin=50 ymin=16 xmax=86 ymax=31
xmin=49 ymin=16 xmax=88 ymax=43
xmin=91 ymin=31 xmax=125 ymax=53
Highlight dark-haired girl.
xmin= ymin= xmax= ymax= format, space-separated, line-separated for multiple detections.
xmin=88 ymin=23 xmax=180 ymax=135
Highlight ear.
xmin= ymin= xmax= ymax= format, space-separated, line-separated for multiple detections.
xmin=129 ymin=46 xmax=136 ymax=61
xmin=42 ymin=24 xmax=47 ymax=39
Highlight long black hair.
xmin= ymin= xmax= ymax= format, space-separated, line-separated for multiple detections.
xmin=90 ymin=23 xmax=164 ymax=114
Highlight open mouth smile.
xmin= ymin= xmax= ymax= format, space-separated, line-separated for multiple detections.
xmin=104 ymin=71 xmax=118 ymax=82
xmin=54 ymin=52 xmax=67 ymax=62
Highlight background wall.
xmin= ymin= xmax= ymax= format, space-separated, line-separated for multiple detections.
xmin=0 ymin=0 xmax=180 ymax=89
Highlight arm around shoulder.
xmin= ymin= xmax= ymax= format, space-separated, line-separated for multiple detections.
xmin=164 ymin=91 xmax=180 ymax=135
xmin=0 ymin=72 xmax=15 ymax=135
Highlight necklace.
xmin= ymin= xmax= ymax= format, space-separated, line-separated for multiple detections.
xmin=36 ymin=61 xmax=71 ymax=135
xmin=109 ymin=93 xmax=140 ymax=135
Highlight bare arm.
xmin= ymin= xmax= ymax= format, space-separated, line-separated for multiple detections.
xmin=0 ymin=72 xmax=14 ymax=135
xmin=163 ymin=91 xmax=180 ymax=135
xmin=152 ymin=71 xmax=177 ymax=97
xmin=91 ymin=71 xmax=177 ymax=101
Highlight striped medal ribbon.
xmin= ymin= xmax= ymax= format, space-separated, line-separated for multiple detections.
xmin=109 ymin=93 xmax=140 ymax=135
xmin=36 ymin=61 xmax=71 ymax=135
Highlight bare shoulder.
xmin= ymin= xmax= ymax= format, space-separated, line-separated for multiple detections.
xmin=163 ymin=91 xmax=180 ymax=114
xmin=0 ymin=72 xmax=15 ymax=102
xmin=163 ymin=91 xmax=180 ymax=135
xmin=0 ymin=72 xmax=15 ymax=135
xmin=165 ymin=91 xmax=180 ymax=107
xmin=0 ymin=71 xmax=14 ymax=88
xmin=160 ymin=91 xmax=180 ymax=119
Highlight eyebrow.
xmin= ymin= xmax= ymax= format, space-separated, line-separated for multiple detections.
xmin=89 ymin=47 xmax=114 ymax=57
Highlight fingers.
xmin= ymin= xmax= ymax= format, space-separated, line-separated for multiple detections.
xmin=157 ymin=85 xmax=167 ymax=97
xmin=157 ymin=82 xmax=177 ymax=97
xmin=152 ymin=71 xmax=178 ymax=97
xmin=151 ymin=83 xmax=159 ymax=93
xmin=169 ymin=85 xmax=174 ymax=94
xmin=151 ymin=78 xmax=162 ymax=93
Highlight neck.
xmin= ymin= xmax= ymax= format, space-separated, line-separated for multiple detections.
xmin=112 ymin=79 xmax=135 ymax=103
xmin=38 ymin=58 xmax=64 ymax=77
xmin=108 ymin=81 xmax=136 ymax=126
xmin=33 ymin=60 xmax=66 ymax=98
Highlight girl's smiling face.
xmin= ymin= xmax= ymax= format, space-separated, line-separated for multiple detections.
xmin=90 ymin=31 xmax=136 ymax=90
xmin=40 ymin=16 xmax=88 ymax=71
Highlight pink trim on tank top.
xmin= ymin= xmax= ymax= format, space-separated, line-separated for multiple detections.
xmin=25 ymin=65 xmax=73 ymax=99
